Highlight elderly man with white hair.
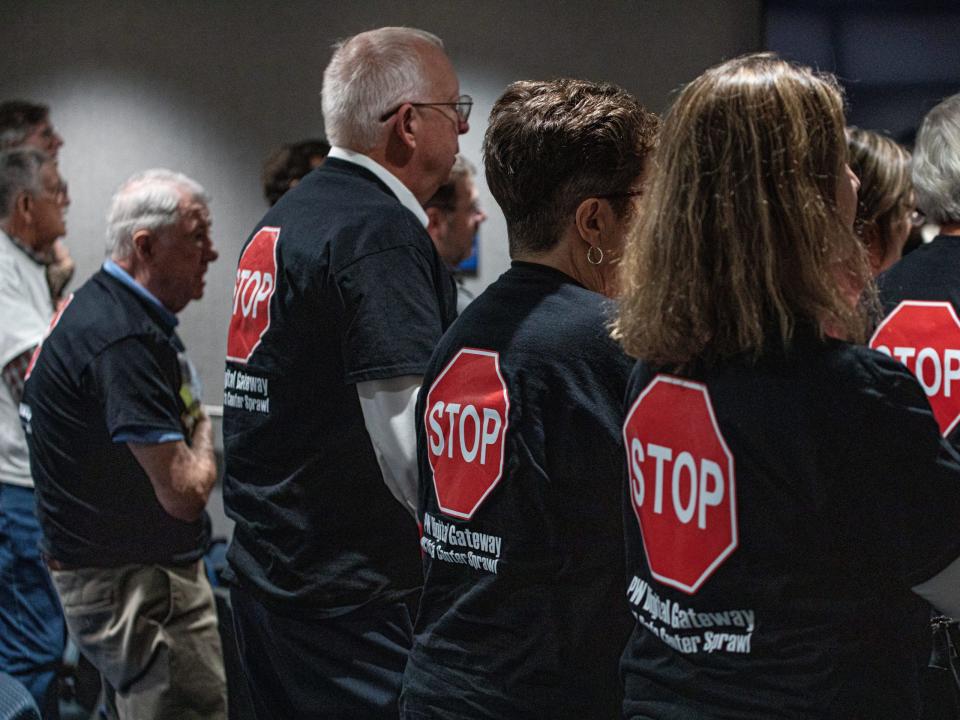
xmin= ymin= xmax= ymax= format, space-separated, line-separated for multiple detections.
xmin=21 ymin=169 xmax=225 ymax=720
xmin=222 ymin=25 xmax=467 ymax=719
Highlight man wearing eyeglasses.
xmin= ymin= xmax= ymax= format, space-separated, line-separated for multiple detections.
xmin=0 ymin=101 xmax=74 ymax=309
xmin=223 ymin=26 xmax=467 ymax=719
xmin=0 ymin=148 xmax=69 ymax=717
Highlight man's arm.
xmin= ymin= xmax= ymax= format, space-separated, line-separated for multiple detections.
xmin=2 ymin=347 xmax=35 ymax=404
xmin=45 ymin=239 xmax=75 ymax=306
xmin=357 ymin=375 xmax=421 ymax=518
xmin=127 ymin=411 xmax=217 ymax=522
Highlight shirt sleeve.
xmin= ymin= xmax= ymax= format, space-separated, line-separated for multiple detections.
xmin=336 ymin=245 xmax=446 ymax=384
xmin=850 ymin=353 xmax=960 ymax=588
xmin=0 ymin=257 xmax=48 ymax=368
xmin=356 ymin=376 xmax=421 ymax=518
xmin=87 ymin=335 xmax=185 ymax=444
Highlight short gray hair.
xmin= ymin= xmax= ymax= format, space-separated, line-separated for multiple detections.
xmin=322 ymin=27 xmax=443 ymax=152
xmin=913 ymin=93 xmax=960 ymax=225
xmin=0 ymin=148 xmax=48 ymax=222
xmin=106 ymin=169 xmax=208 ymax=260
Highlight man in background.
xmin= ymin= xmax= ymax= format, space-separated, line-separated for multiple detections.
xmin=261 ymin=138 xmax=330 ymax=205
xmin=22 ymin=169 xmax=225 ymax=719
xmin=0 ymin=148 xmax=69 ymax=717
xmin=223 ymin=26 xmax=466 ymax=718
xmin=0 ymin=100 xmax=74 ymax=305
xmin=424 ymin=154 xmax=486 ymax=311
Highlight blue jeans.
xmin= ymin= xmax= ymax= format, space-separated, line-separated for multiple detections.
xmin=0 ymin=483 xmax=65 ymax=718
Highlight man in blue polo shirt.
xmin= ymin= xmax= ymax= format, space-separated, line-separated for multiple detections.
xmin=21 ymin=169 xmax=226 ymax=719
xmin=223 ymin=26 xmax=466 ymax=719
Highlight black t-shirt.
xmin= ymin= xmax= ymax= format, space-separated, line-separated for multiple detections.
xmin=223 ymin=158 xmax=457 ymax=615
xmin=402 ymin=262 xmax=634 ymax=719
xmin=620 ymin=332 xmax=960 ymax=719
xmin=875 ymin=236 xmax=960 ymax=446
xmin=22 ymin=268 xmax=210 ymax=567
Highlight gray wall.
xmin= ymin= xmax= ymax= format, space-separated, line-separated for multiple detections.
xmin=1 ymin=0 xmax=761 ymax=407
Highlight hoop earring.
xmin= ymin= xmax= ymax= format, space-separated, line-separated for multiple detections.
xmin=587 ymin=246 xmax=604 ymax=265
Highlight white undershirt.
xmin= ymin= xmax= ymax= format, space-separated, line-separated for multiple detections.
xmin=330 ymin=148 xmax=430 ymax=517
xmin=356 ymin=377 xmax=421 ymax=518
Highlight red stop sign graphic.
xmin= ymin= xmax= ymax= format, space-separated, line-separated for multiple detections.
xmin=624 ymin=375 xmax=737 ymax=595
xmin=870 ymin=301 xmax=960 ymax=436
xmin=424 ymin=348 xmax=510 ymax=520
xmin=226 ymin=227 xmax=279 ymax=363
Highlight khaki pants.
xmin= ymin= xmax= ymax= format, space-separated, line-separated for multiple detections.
xmin=50 ymin=560 xmax=227 ymax=720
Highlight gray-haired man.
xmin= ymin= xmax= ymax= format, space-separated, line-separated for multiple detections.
xmin=0 ymin=100 xmax=74 ymax=306
xmin=22 ymin=169 xmax=225 ymax=719
xmin=223 ymin=26 xmax=466 ymax=718
xmin=0 ymin=148 xmax=68 ymax=717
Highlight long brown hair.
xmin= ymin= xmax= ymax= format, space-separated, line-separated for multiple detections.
xmin=613 ymin=53 xmax=873 ymax=367
xmin=846 ymin=127 xmax=912 ymax=264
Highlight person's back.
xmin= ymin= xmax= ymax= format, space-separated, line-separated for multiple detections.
xmin=622 ymin=333 xmax=949 ymax=718
xmin=613 ymin=53 xmax=960 ymax=720
xmin=224 ymin=158 xmax=453 ymax=609
xmin=222 ymin=26 xmax=465 ymax=719
xmin=405 ymin=265 xmax=633 ymax=718
xmin=402 ymin=78 xmax=660 ymax=719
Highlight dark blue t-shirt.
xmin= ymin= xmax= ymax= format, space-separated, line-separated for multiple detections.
xmin=22 ymin=267 xmax=210 ymax=567
xmin=223 ymin=158 xmax=457 ymax=615
xmin=401 ymin=262 xmax=634 ymax=719
xmin=620 ymin=333 xmax=960 ymax=719
xmin=875 ymin=236 xmax=960 ymax=447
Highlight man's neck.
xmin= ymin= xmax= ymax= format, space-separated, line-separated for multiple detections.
xmin=0 ymin=221 xmax=46 ymax=262
xmin=940 ymin=222 xmax=960 ymax=237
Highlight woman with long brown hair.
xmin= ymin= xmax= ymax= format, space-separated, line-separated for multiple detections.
xmin=614 ymin=53 xmax=960 ymax=718
xmin=847 ymin=127 xmax=915 ymax=274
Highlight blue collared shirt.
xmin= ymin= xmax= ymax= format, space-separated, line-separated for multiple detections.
xmin=102 ymin=259 xmax=179 ymax=330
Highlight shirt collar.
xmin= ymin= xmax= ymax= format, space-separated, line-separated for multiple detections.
xmin=1 ymin=227 xmax=47 ymax=265
xmin=327 ymin=146 xmax=428 ymax=227
xmin=102 ymin=259 xmax=179 ymax=328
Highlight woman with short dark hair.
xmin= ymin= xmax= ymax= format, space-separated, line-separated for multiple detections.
xmin=400 ymin=78 xmax=659 ymax=719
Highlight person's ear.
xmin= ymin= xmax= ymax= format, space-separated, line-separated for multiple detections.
xmin=132 ymin=228 xmax=155 ymax=260
xmin=575 ymin=197 xmax=617 ymax=250
xmin=393 ymin=104 xmax=418 ymax=151
xmin=14 ymin=191 xmax=32 ymax=222
xmin=425 ymin=206 xmax=447 ymax=241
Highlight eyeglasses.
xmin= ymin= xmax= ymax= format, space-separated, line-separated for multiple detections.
xmin=593 ymin=189 xmax=644 ymax=200
xmin=46 ymin=181 xmax=69 ymax=203
xmin=32 ymin=180 xmax=68 ymax=203
xmin=909 ymin=209 xmax=926 ymax=228
xmin=379 ymin=94 xmax=473 ymax=124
